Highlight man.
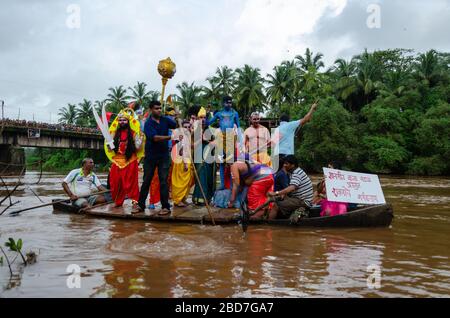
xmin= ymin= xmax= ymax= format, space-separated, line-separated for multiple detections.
xmin=228 ymin=158 xmax=274 ymax=219
xmin=107 ymin=110 xmax=144 ymax=207
xmin=273 ymin=102 xmax=318 ymax=170
xmin=244 ymin=112 xmax=271 ymax=166
xmin=62 ymin=158 xmax=107 ymax=208
xmin=137 ymin=100 xmax=177 ymax=215
xmin=207 ymin=96 xmax=240 ymax=189
xmin=267 ymin=155 xmax=313 ymax=220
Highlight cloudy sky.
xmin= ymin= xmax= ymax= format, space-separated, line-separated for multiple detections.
xmin=1 ymin=0 xmax=449 ymax=122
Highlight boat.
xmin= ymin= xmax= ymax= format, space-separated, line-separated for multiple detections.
xmin=52 ymin=199 xmax=394 ymax=228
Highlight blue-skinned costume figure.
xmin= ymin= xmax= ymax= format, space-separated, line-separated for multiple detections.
xmin=206 ymin=96 xmax=241 ymax=189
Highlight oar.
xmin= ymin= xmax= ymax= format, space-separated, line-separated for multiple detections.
xmin=8 ymin=190 xmax=111 ymax=216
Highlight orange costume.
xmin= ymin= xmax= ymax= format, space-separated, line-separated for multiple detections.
xmin=106 ymin=109 xmax=145 ymax=206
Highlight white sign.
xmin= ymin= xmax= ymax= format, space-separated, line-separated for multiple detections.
xmin=323 ymin=168 xmax=386 ymax=205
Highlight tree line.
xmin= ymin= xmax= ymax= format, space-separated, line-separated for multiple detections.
xmin=56 ymin=48 xmax=449 ymax=176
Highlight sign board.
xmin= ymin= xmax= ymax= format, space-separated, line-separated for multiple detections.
xmin=323 ymin=168 xmax=386 ymax=205
xmin=28 ymin=128 xmax=41 ymax=139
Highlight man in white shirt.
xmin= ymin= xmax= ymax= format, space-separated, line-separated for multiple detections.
xmin=62 ymin=158 xmax=107 ymax=208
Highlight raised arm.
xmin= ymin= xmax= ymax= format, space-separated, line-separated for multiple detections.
xmin=300 ymin=102 xmax=318 ymax=126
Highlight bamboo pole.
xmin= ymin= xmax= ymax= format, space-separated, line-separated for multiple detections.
xmin=8 ymin=190 xmax=111 ymax=216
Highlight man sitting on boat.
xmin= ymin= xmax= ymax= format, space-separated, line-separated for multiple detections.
xmin=267 ymin=155 xmax=313 ymax=220
xmin=62 ymin=158 xmax=108 ymax=208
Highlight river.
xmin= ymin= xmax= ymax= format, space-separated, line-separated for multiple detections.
xmin=0 ymin=172 xmax=449 ymax=298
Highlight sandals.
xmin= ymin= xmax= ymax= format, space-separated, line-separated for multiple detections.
xmin=158 ymin=209 xmax=171 ymax=216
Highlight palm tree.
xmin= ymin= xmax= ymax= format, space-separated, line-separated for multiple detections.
xmin=128 ymin=82 xmax=152 ymax=109
xmin=58 ymin=104 xmax=77 ymax=125
xmin=106 ymin=85 xmax=129 ymax=114
xmin=295 ymin=48 xmax=325 ymax=72
xmin=94 ymin=100 xmax=107 ymax=113
xmin=378 ymin=68 xmax=411 ymax=97
xmin=266 ymin=64 xmax=297 ymax=111
xmin=414 ymin=50 xmax=443 ymax=87
xmin=202 ymin=78 xmax=221 ymax=104
xmin=147 ymin=90 xmax=160 ymax=102
xmin=354 ymin=49 xmax=383 ymax=107
xmin=331 ymin=58 xmax=359 ymax=107
xmin=76 ymin=99 xmax=94 ymax=127
xmin=234 ymin=65 xmax=266 ymax=119
xmin=210 ymin=66 xmax=236 ymax=96
xmin=175 ymin=82 xmax=202 ymax=114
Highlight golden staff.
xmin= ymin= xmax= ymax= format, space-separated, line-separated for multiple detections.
xmin=156 ymin=57 xmax=216 ymax=225
xmin=158 ymin=57 xmax=176 ymax=110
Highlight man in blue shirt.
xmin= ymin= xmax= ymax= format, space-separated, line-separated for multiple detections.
xmin=207 ymin=96 xmax=240 ymax=189
xmin=137 ymin=101 xmax=177 ymax=215
xmin=273 ymin=102 xmax=318 ymax=171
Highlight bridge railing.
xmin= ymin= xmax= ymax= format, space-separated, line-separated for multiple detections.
xmin=0 ymin=118 xmax=102 ymax=136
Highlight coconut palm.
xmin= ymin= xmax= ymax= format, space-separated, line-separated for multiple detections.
xmin=353 ymin=50 xmax=384 ymax=107
xmin=76 ymin=99 xmax=94 ymax=127
xmin=234 ymin=65 xmax=266 ymax=119
xmin=128 ymin=82 xmax=152 ymax=109
xmin=175 ymin=82 xmax=202 ymax=114
xmin=106 ymin=85 xmax=129 ymax=114
xmin=295 ymin=48 xmax=325 ymax=72
xmin=414 ymin=49 xmax=444 ymax=87
xmin=210 ymin=66 xmax=236 ymax=96
xmin=58 ymin=104 xmax=77 ymax=125
xmin=266 ymin=64 xmax=297 ymax=110
xmin=202 ymin=78 xmax=221 ymax=104
xmin=331 ymin=58 xmax=359 ymax=108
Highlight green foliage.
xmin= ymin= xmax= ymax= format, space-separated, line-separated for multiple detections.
xmin=407 ymin=156 xmax=448 ymax=176
xmin=361 ymin=136 xmax=409 ymax=174
xmin=5 ymin=238 xmax=22 ymax=252
xmin=49 ymin=48 xmax=449 ymax=175
xmin=26 ymin=148 xmax=109 ymax=172
xmin=297 ymin=97 xmax=358 ymax=172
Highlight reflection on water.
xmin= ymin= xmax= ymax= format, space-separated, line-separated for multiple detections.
xmin=0 ymin=172 xmax=449 ymax=297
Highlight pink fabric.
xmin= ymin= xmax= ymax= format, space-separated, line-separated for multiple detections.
xmin=320 ymin=200 xmax=348 ymax=217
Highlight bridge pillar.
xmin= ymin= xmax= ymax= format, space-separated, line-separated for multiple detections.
xmin=0 ymin=145 xmax=26 ymax=176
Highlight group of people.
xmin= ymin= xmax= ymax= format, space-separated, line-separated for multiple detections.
xmin=1 ymin=118 xmax=100 ymax=134
xmin=62 ymin=95 xmax=322 ymax=221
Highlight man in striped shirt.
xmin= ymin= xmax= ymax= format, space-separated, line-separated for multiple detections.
xmin=267 ymin=155 xmax=313 ymax=219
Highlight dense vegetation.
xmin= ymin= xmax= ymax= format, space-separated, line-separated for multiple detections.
xmin=49 ymin=48 xmax=450 ymax=175
xmin=26 ymin=148 xmax=109 ymax=173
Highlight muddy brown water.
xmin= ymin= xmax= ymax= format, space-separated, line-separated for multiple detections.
xmin=0 ymin=172 xmax=449 ymax=298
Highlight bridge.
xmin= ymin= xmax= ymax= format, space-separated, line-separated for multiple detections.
xmin=0 ymin=125 xmax=104 ymax=175
xmin=0 ymin=125 xmax=103 ymax=149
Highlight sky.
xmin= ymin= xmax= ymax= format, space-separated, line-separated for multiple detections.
xmin=0 ymin=0 xmax=449 ymax=122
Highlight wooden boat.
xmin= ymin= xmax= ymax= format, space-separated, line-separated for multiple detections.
xmin=52 ymin=199 xmax=394 ymax=228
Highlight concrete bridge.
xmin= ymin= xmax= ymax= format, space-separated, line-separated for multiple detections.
xmin=0 ymin=125 xmax=104 ymax=175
